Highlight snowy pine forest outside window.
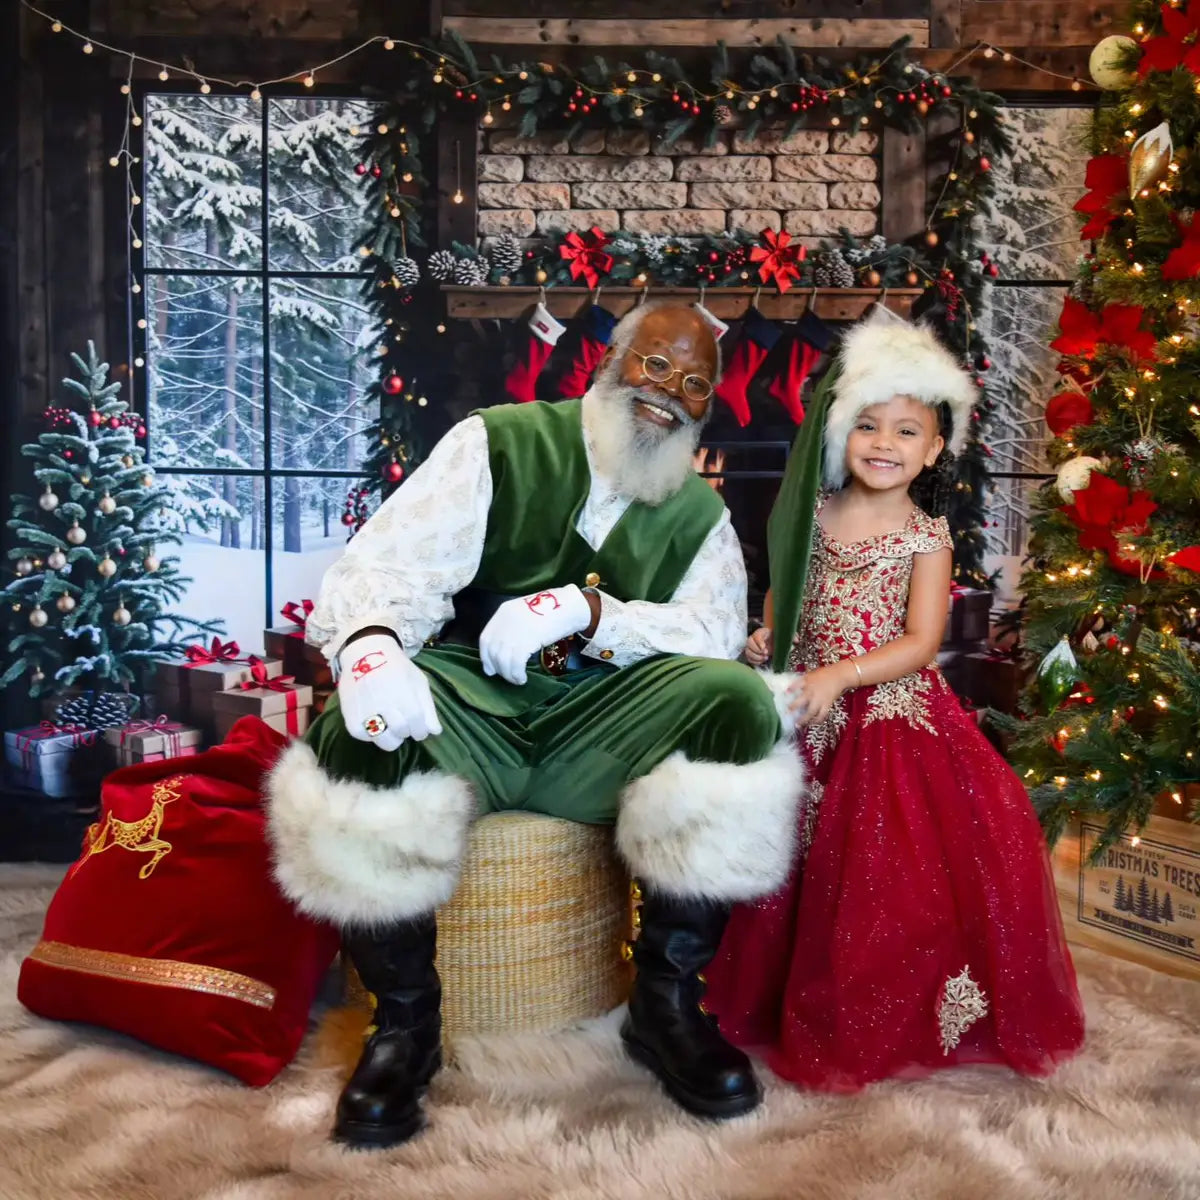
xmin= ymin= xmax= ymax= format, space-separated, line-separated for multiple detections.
xmin=137 ymin=92 xmax=379 ymax=649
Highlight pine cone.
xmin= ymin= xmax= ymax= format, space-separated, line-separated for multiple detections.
xmin=453 ymin=256 xmax=490 ymax=286
xmin=393 ymin=257 xmax=420 ymax=288
xmin=427 ymin=249 xmax=457 ymax=282
xmin=490 ymin=233 xmax=524 ymax=275
xmin=812 ymin=254 xmax=834 ymax=287
xmin=713 ymin=104 xmax=734 ymax=126
xmin=830 ymin=250 xmax=856 ymax=289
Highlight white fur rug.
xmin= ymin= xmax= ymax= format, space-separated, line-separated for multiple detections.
xmin=3 ymin=865 xmax=1200 ymax=1200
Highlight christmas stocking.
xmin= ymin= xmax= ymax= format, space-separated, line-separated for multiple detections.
xmin=505 ymin=302 xmax=567 ymax=404
xmin=693 ymin=301 xmax=730 ymax=343
xmin=558 ymin=304 xmax=618 ymax=398
xmin=714 ymin=308 xmax=780 ymax=427
xmin=767 ymin=309 xmax=834 ymax=424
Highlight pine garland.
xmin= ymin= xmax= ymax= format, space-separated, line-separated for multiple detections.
xmin=352 ymin=34 xmax=1009 ymax=584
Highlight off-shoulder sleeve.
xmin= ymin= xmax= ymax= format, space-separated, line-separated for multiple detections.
xmin=907 ymin=510 xmax=953 ymax=555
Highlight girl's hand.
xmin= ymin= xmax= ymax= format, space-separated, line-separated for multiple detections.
xmin=745 ymin=625 xmax=773 ymax=666
xmin=787 ymin=664 xmax=852 ymax=726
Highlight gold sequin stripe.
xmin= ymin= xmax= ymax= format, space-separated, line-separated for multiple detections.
xmin=28 ymin=940 xmax=277 ymax=1010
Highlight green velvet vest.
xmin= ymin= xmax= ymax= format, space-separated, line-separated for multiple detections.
xmin=471 ymin=399 xmax=723 ymax=603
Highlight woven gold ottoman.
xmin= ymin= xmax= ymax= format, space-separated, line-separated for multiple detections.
xmin=345 ymin=811 xmax=632 ymax=1037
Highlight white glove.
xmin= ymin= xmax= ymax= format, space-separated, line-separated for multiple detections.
xmin=478 ymin=585 xmax=593 ymax=685
xmin=337 ymin=633 xmax=442 ymax=752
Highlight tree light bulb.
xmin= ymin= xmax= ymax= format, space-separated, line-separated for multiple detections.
xmin=82 ymin=42 xmax=94 ymax=54
xmin=158 ymin=66 xmax=169 ymax=81
xmin=251 ymin=88 xmax=262 ymax=101
xmin=200 ymin=81 xmax=211 ymax=94
xmin=303 ymin=74 xmax=315 ymax=88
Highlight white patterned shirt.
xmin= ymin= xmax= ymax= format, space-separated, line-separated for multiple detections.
xmin=307 ymin=413 xmax=747 ymax=670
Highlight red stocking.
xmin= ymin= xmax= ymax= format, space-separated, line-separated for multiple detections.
xmin=558 ymin=305 xmax=617 ymax=397
xmin=505 ymin=302 xmax=566 ymax=404
xmin=767 ymin=310 xmax=834 ymax=424
xmin=714 ymin=308 xmax=780 ymax=427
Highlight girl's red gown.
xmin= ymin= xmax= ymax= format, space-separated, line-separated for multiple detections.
xmin=706 ymin=505 xmax=1085 ymax=1091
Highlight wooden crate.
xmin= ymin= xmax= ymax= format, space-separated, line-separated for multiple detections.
xmin=1051 ymin=794 xmax=1200 ymax=982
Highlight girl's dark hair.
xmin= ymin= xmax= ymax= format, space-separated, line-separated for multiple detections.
xmin=910 ymin=400 xmax=954 ymax=518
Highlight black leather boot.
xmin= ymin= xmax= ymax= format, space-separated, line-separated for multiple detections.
xmin=621 ymin=889 xmax=761 ymax=1119
xmin=334 ymin=914 xmax=442 ymax=1148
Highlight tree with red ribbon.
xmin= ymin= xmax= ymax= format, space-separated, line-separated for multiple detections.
xmin=748 ymin=228 xmax=807 ymax=292
xmin=558 ymin=227 xmax=613 ymax=289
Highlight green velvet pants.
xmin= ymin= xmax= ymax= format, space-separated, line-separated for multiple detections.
xmin=305 ymin=648 xmax=781 ymax=824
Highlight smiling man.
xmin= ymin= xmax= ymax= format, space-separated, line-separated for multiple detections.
xmin=266 ymin=302 xmax=802 ymax=1147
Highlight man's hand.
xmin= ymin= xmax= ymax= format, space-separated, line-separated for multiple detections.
xmin=337 ymin=633 xmax=442 ymax=752
xmin=479 ymin=585 xmax=593 ymax=685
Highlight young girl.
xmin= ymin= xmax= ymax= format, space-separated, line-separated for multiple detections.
xmin=705 ymin=309 xmax=1085 ymax=1091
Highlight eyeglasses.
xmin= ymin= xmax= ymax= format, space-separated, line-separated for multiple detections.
xmin=628 ymin=350 xmax=714 ymax=404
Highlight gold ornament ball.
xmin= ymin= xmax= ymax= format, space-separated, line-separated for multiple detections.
xmin=865 ymin=269 xmax=882 ymax=287
xmin=534 ymin=269 xmax=548 ymax=284
xmin=98 ymin=494 xmax=116 ymax=515
xmin=56 ymin=594 xmax=76 ymax=613
xmin=1089 ymin=35 xmax=1138 ymax=89
xmin=924 ymin=230 xmax=940 ymax=247
xmin=112 ymin=605 xmax=132 ymax=626
xmin=143 ymin=555 xmax=160 ymax=573
xmin=963 ymin=130 xmax=975 ymax=144
xmin=142 ymin=473 xmax=154 ymax=487
xmin=38 ymin=488 xmax=59 ymax=512
xmin=66 ymin=524 xmax=87 ymax=546
xmin=1128 ymin=121 xmax=1173 ymax=198
xmin=28 ymin=607 xmax=48 ymax=628
xmin=97 ymin=557 xmax=117 ymax=578
xmin=122 ymin=455 xmax=134 ymax=468
xmin=905 ymin=270 xmax=920 ymax=287
xmin=47 ymin=549 xmax=67 ymax=570
xmin=15 ymin=557 xmax=33 ymax=576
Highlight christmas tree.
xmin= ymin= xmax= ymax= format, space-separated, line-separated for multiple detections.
xmin=1008 ymin=8 xmax=1200 ymax=853
xmin=1 ymin=344 xmax=219 ymax=713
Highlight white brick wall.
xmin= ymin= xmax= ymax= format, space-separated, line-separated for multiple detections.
xmin=476 ymin=126 xmax=880 ymax=244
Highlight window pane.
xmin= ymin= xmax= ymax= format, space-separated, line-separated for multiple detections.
xmin=155 ymin=473 xmax=268 ymax=651
xmin=145 ymin=94 xmax=263 ymax=271
xmin=268 ymin=97 xmax=379 ymax=271
xmin=978 ymin=105 xmax=1091 ymax=282
xmin=145 ymin=274 xmax=265 ymax=470
xmin=269 ymin=276 xmax=377 ymax=471
xmin=271 ymin=477 xmax=354 ymax=615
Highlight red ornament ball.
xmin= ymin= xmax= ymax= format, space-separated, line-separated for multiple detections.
xmin=1105 ymin=636 xmax=1120 ymax=650
xmin=1045 ymin=391 xmax=1094 ymax=436
xmin=354 ymin=163 xmax=367 ymax=176
xmin=64 ymin=450 xmax=73 ymax=459
xmin=371 ymin=165 xmax=382 ymax=178
xmin=384 ymin=462 xmax=404 ymax=483
xmin=108 ymin=416 xmax=121 ymax=429
xmin=89 ymin=409 xmax=103 ymax=426
xmin=383 ymin=374 xmax=405 ymax=395
xmin=135 ymin=425 xmax=146 ymax=439
xmin=979 ymin=157 xmax=991 ymax=171
xmin=341 ymin=512 xmax=356 ymax=527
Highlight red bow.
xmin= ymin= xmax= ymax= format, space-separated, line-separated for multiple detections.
xmin=1073 ymin=154 xmax=1130 ymax=240
xmin=1138 ymin=0 xmax=1200 ymax=78
xmin=239 ymin=656 xmax=296 ymax=693
xmin=1049 ymin=297 xmax=1158 ymax=362
xmin=559 ymin=228 xmax=613 ymax=289
xmin=14 ymin=721 xmax=96 ymax=763
xmin=1060 ymin=472 xmax=1159 ymax=576
xmin=184 ymin=637 xmax=242 ymax=666
xmin=749 ymin=229 xmax=806 ymax=293
xmin=280 ymin=599 xmax=314 ymax=630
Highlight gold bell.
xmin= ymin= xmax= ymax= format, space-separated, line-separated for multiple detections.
xmin=585 ymin=572 xmax=600 ymax=588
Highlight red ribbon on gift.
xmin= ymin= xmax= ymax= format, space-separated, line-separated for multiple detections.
xmin=748 ymin=228 xmax=806 ymax=293
xmin=184 ymin=637 xmax=243 ymax=667
xmin=239 ymin=656 xmax=298 ymax=695
xmin=559 ymin=228 xmax=613 ymax=289
xmin=280 ymin=599 xmax=314 ymax=637
xmin=117 ymin=714 xmax=185 ymax=758
xmin=14 ymin=720 xmax=97 ymax=769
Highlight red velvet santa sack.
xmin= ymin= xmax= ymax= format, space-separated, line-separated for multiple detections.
xmin=18 ymin=716 xmax=339 ymax=1086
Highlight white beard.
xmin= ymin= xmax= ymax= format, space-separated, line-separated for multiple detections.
xmin=582 ymin=369 xmax=705 ymax=507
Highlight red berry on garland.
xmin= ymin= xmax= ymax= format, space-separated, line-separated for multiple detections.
xmin=354 ymin=163 xmax=367 ymax=176
xmin=567 ymin=102 xmax=577 ymax=113
xmin=109 ymin=416 xmax=121 ymax=428
xmin=691 ymin=105 xmax=700 ymax=115
xmin=897 ymin=92 xmax=906 ymax=102
xmin=671 ymin=93 xmax=679 ymax=103
xmin=987 ymin=263 xmax=999 ymax=277
xmin=89 ymin=409 xmax=103 ymax=426
xmin=385 ymin=461 xmax=404 ymax=483
xmin=979 ymin=157 xmax=991 ymax=171
xmin=383 ymin=374 xmax=405 ymax=395
xmin=371 ymin=165 xmax=382 ymax=178
xmin=791 ymin=101 xmax=800 ymax=112
xmin=469 ymin=92 xmax=477 ymax=101
xmin=341 ymin=512 xmax=355 ymax=527
xmin=709 ymin=251 xmax=719 ymax=262
xmin=907 ymin=92 xmax=917 ymax=102
xmin=136 ymin=425 xmax=146 ymax=438
xmin=942 ymin=85 xmax=952 ymax=96
xmin=455 ymin=89 xmax=463 ymax=99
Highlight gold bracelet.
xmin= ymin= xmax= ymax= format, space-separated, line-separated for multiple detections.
xmin=851 ymin=658 xmax=863 ymax=687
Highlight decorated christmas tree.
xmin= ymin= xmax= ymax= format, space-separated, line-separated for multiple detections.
xmin=1006 ymin=11 xmax=1200 ymax=851
xmin=1 ymin=344 xmax=219 ymax=715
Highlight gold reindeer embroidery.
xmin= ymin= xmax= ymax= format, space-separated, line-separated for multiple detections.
xmin=71 ymin=775 xmax=184 ymax=880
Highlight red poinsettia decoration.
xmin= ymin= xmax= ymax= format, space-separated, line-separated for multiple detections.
xmin=1049 ymin=296 xmax=1158 ymax=361
xmin=1073 ymin=154 xmax=1130 ymax=240
xmin=1167 ymin=545 xmax=1200 ymax=572
xmin=1061 ymin=471 xmax=1159 ymax=576
xmin=749 ymin=229 xmax=806 ymax=292
xmin=1160 ymin=211 xmax=1200 ymax=280
xmin=1138 ymin=0 xmax=1200 ymax=77
xmin=559 ymin=227 xmax=613 ymax=289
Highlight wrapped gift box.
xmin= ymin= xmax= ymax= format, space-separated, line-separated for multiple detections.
xmin=961 ymin=651 xmax=1031 ymax=714
xmin=103 ymin=717 xmax=204 ymax=767
xmin=4 ymin=722 xmax=106 ymax=799
xmin=263 ymin=626 xmax=333 ymax=689
xmin=156 ymin=648 xmax=283 ymax=725
xmin=211 ymin=680 xmax=313 ymax=742
xmin=942 ymin=586 xmax=992 ymax=649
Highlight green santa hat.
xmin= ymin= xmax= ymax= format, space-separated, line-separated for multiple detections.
xmin=766 ymin=307 xmax=974 ymax=672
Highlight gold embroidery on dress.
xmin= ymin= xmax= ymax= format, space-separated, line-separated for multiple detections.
xmin=71 ymin=775 xmax=184 ymax=881
xmin=803 ymin=700 xmax=848 ymax=767
xmin=863 ymin=672 xmax=938 ymax=735
xmin=937 ymin=965 xmax=988 ymax=1053
xmin=797 ymin=780 xmax=824 ymax=858
xmin=27 ymin=940 xmax=276 ymax=1010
